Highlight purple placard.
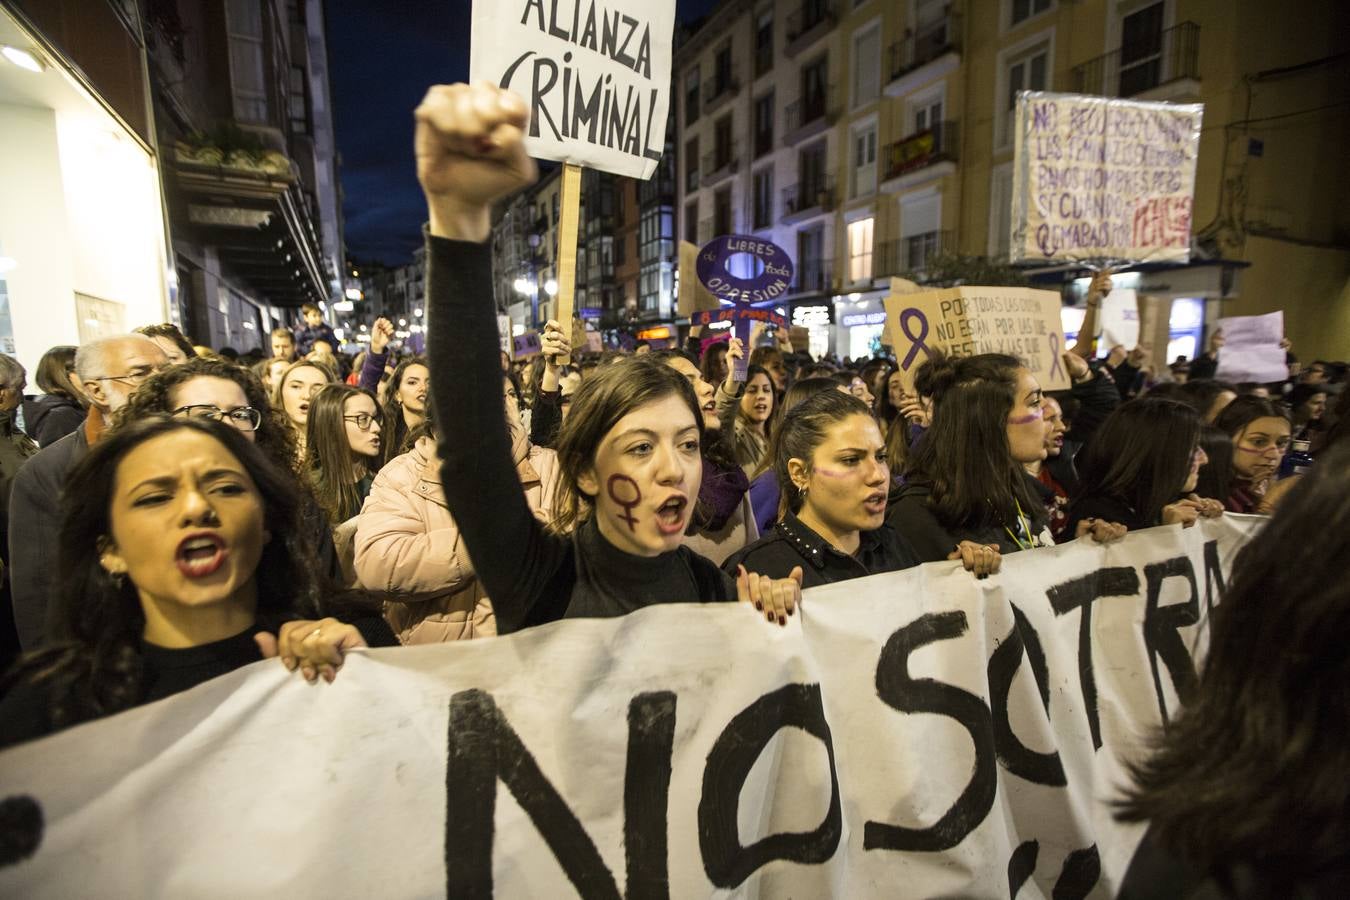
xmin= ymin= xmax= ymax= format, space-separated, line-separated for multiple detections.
xmin=512 ymin=331 xmax=542 ymax=358
xmin=690 ymin=307 xmax=789 ymax=329
xmin=695 ymin=235 xmax=794 ymax=305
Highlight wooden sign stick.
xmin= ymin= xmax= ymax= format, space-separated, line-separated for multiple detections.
xmin=553 ymin=163 xmax=583 ymax=366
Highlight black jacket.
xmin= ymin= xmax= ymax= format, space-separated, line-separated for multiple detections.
xmin=8 ymin=424 xmax=89 ymax=649
xmin=21 ymin=393 xmax=84 ymax=447
xmin=723 ymin=513 xmax=920 ymax=588
xmin=886 ymin=482 xmax=1051 ymax=562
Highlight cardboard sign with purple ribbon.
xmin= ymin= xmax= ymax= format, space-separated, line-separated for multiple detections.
xmin=883 ymin=283 xmax=1071 ymax=392
xmin=695 ymin=235 xmax=794 ymax=381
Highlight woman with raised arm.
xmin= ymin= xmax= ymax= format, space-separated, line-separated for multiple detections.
xmin=417 ymin=82 xmax=801 ymax=628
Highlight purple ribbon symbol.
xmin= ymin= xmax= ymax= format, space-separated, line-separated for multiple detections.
xmin=899 ymin=308 xmax=933 ymax=370
xmin=1047 ymin=332 xmax=1064 ymax=381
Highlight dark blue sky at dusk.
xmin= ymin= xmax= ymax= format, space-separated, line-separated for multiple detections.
xmin=329 ymin=0 xmax=722 ymax=266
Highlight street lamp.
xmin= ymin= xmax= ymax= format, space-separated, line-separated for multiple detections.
xmin=398 ymin=318 xmax=407 ymax=326
xmin=544 ymin=279 xmax=558 ymax=297
xmin=414 ymin=307 xmax=423 ymax=317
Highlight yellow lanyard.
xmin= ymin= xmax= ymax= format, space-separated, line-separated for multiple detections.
xmin=1003 ymin=498 xmax=1041 ymax=552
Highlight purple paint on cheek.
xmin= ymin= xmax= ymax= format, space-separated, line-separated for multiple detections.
xmin=1008 ymin=410 xmax=1044 ymax=425
xmin=606 ymin=474 xmax=642 ymax=532
xmin=813 ymin=467 xmax=848 ymax=479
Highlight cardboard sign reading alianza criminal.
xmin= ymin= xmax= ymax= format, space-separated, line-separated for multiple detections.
xmin=884 ymin=282 xmax=1071 ymax=392
xmin=470 ymin=0 xmax=675 ymax=179
xmin=1011 ymin=91 xmax=1202 ymax=263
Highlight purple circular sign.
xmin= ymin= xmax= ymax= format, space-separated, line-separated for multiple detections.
xmin=696 ymin=234 xmax=794 ymax=306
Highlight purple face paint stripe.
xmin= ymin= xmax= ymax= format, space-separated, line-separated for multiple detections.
xmin=607 ymin=474 xmax=642 ymax=532
xmin=1008 ymin=410 xmax=1044 ymax=425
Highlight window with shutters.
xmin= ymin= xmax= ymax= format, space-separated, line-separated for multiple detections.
xmin=754 ymin=92 xmax=774 ymax=158
xmin=226 ymin=0 xmax=268 ymax=123
xmin=753 ymin=168 xmax=774 ymax=228
xmin=997 ymin=36 xmax=1051 ymax=148
xmin=755 ymin=10 xmax=774 ymax=78
xmin=988 ymin=163 xmax=1013 ymax=258
xmin=852 ymin=23 xmax=880 ymax=108
xmin=685 ymin=67 xmax=700 ymax=125
xmin=851 ymin=123 xmax=876 ymax=198
xmin=1010 ymin=0 xmax=1053 ymax=28
xmin=847 ymin=217 xmax=874 ymax=282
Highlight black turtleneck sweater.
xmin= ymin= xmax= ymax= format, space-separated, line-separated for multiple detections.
xmin=426 ymin=235 xmax=735 ymax=631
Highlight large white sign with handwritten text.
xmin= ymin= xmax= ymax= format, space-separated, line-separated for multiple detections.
xmin=0 ymin=519 xmax=1257 ymax=897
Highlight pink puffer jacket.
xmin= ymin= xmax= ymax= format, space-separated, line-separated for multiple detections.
xmin=353 ymin=435 xmax=561 ymax=644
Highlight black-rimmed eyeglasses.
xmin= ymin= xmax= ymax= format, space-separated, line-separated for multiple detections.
xmin=173 ymin=404 xmax=263 ymax=431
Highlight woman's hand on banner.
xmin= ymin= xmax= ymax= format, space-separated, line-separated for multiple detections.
xmin=416 ymin=81 xmax=538 ymax=242
xmin=256 ymin=618 xmax=368 ymax=683
xmin=1185 ymin=494 xmax=1225 ymax=519
xmin=1162 ymin=500 xmax=1202 ymax=528
xmin=949 ymin=541 xmax=1001 ymax=578
xmin=1075 ymin=518 xmax=1128 ymax=544
xmin=737 ymin=564 xmax=802 ymax=627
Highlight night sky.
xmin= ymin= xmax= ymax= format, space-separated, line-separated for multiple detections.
xmin=329 ymin=0 xmax=722 ymax=266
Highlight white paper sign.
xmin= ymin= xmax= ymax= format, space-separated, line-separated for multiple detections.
xmin=0 ymin=519 xmax=1260 ymax=897
xmin=470 ymin=0 xmax=676 ymax=179
xmin=1215 ymin=310 xmax=1287 ymax=383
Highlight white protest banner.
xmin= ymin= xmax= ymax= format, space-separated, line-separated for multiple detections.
xmin=470 ymin=0 xmax=676 ymax=180
xmin=1215 ymin=310 xmax=1287 ymax=383
xmin=0 ymin=518 xmax=1258 ymax=897
xmin=884 ymin=282 xmax=1071 ymax=392
xmin=1011 ymin=91 xmax=1203 ymax=263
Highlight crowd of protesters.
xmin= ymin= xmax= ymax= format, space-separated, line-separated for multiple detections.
xmin=0 ymin=81 xmax=1346 ymax=894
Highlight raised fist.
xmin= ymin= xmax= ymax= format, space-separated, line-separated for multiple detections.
xmin=415 ymin=82 xmax=537 ymax=239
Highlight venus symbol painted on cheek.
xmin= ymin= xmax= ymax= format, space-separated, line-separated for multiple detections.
xmin=606 ymin=474 xmax=642 ymax=532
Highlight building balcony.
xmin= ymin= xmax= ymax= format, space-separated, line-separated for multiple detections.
xmin=703 ymin=65 xmax=741 ymax=115
xmin=879 ymin=121 xmax=959 ymax=193
xmin=1071 ymin=22 xmax=1201 ymax=103
xmin=874 ymin=231 xmax=954 ymax=279
xmin=784 ymin=86 xmax=837 ymax=146
xmin=701 ymin=143 xmax=741 ymax=187
xmin=781 ymin=177 xmax=835 ymax=224
xmin=785 ymin=2 xmax=837 ymax=58
xmin=789 ymin=259 xmax=833 ymax=297
xmin=885 ymin=13 xmax=962 ymax=97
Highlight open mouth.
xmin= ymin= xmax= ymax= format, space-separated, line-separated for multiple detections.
xmin=863 ymin=492 xmax=886 ymax=515
xmin=702 ymin=399 xmax=716 ymax=412
xmin=655 ymin=495 xmax=688 ymax=535
xmin=175 ymin=533 xmax=227 ymax=578
xmin=753 ymin=403 xmax=769 ymax=414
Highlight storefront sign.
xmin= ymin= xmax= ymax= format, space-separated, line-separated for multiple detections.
xmin=841 ymin=311 xmax=887 ymax=327
xmin=884 ymin=281 xmax=1071 ymax=392
xmin=791 ymin=304 xmax=833 ymax=326
xmin=1011 ymin=91 xmax=1203 ymax=263
xmin=470 ymin=0 xmax=676 ymax=179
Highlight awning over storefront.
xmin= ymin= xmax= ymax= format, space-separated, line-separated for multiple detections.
xmin=171 ymin=147 xmax=327 ymax=308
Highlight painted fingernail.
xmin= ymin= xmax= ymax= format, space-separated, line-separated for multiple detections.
xmin=778 ymin=616 xmax=786 ymax=626
xmin=755 ymin=601 xmax=763 ymax=611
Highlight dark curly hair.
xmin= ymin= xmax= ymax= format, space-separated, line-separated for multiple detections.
xmin=112 ymin=357 xmax=301 ymax=478
xmin=4 ymin=417 xmax=324 ymax=730
xmin=380 ymin=355 xmax=429 ymax=468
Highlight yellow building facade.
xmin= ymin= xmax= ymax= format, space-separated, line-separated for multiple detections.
xmin=676 ymin=0 xmax=1348 ymax=360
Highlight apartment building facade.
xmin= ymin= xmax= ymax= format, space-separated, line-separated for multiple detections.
xmin=676 ymin=0 xmax=1350 ymax=360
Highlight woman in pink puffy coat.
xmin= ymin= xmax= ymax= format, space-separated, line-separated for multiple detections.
xmin=353 ymin=375 xmax=561 ymax=643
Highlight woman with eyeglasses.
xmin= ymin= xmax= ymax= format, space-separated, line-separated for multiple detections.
xmin=305 ymin=385 xmax=382 ymax=525
xmin=1214 ymin=396 xmax=1294 ymax=514
xmin=115 ymin=359 xmax=347 ymax=583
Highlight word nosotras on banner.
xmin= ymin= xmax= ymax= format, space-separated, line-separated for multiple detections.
xmin=0 ymin=520 xmax=1256 ymax=897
